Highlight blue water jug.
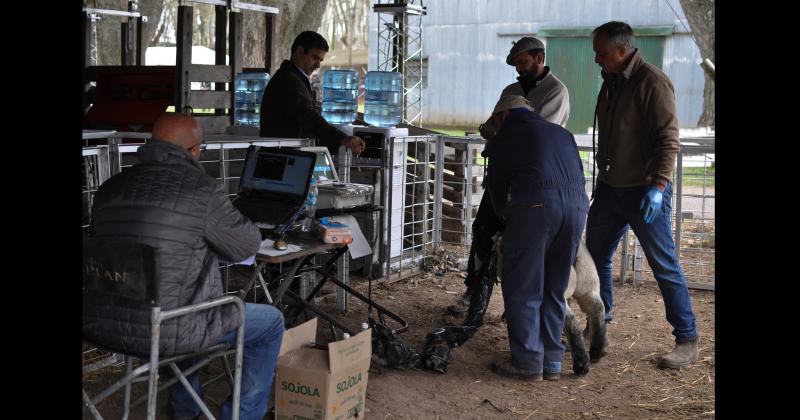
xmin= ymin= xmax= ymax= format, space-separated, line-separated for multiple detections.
xmin=364 ymin=71 xmax=402 ymax=127
xmin=321 ymin=69 xmax=359 ymax=125
xmin=234 ymin=72 xmax=269 ymax=126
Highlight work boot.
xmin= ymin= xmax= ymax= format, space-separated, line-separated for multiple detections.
xmin=658 ymin=337 xmax=699 ymax=369
xmin=446 ymin=291 xmax=471 ymax=315
xmin=490 ymin=360 xmax=542 ymax=381
xmin=543 ymin=372 xmax=560 ymax=381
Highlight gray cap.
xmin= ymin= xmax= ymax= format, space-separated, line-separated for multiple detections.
xmin=492 ymin=95 xmax=534 ymax=115
xmin=506 ymin=37 xmax=545 ymax=65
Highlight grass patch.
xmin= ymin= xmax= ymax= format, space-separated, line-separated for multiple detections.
xmin=680 ymin=166 xmax=715 ymax=187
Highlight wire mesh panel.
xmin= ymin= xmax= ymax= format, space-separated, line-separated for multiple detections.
xmin=82 ymin=146 xmax=112 ymax=232
xmin=82 ymin=131 xmax=116 ymax=233
xmin=434 ymin=136 xmax=487 ymax=247
xmin=385 ymin=135 xmax=436 ymax=280
xmin=574 ymin=134 xmax=600 ymax=198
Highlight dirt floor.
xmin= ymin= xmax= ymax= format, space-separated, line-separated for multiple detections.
xmin=317 ymin=272 xmax=715 ymax=419
xmin=83 ymin=265 xmax=715 ymax=419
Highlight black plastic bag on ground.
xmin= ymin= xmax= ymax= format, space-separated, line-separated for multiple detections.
xmin=420 ymin=326 xmax=478 ymax=373
xmin=420 ymin=239 xmax=498 ymax=373
xmin=370 ymin=321 xmax=422 ymax=370
xmin=463 ymin=250 xmax=497 ymax=327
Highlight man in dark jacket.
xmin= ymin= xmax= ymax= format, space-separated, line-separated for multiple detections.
xmin=259 ymin=30 xmax=364 ymax=156
xmin=450 ymin=36 xmax=571 ymax=317
xmin=85 ymin=113 xmax=284 ymax=420
xmin=588 ymin=21 xmax=698 ymax=369
xmin=486 ymin=95 xmax=589 ymax=381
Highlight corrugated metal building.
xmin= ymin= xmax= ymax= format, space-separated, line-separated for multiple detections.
xmin=368 ymin=0 xmax=706 ymax=131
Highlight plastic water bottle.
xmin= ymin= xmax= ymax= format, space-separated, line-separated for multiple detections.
xmin=302 ymin=177 xmax=318 ymax=232
xmin=364 ymin=71 xmax=402 ymax=127
xmin=321 ymin=69 xmax=359 ymax=125
xmin=234 ymin=72 xmax=269 ymax=126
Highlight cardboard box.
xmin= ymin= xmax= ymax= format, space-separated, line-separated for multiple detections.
xmin=275 ymin=318 xmax=371 ymax=420
xmin=315 ymin=218 xmax=354 ymax=244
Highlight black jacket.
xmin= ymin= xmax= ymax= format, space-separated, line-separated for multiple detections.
xmin=83 ymin=139 xmax=261 ymax=356
xmin=259 ymin=60 xmax=345 ymax=151
xmin=487 ymin=109 xmax=587 ymax=217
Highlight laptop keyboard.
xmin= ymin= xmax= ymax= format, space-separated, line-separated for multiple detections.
xmin=235 ymin=198 xmax=297 ymax=226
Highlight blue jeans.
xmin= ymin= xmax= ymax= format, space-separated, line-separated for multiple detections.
xmin=586 ymin=182 xmax=697 ymax=342
xmin=169 ymin=303 xmax=285 ymax=420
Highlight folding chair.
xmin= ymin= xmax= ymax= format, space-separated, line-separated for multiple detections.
xmin=81 ymin=237 xmax=246 ymax=420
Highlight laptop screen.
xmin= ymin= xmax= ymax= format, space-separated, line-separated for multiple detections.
xmin=239 ymin=147 xmax=315 ymax=198
xmin=298 ymin=146 xmax=340 ymax=182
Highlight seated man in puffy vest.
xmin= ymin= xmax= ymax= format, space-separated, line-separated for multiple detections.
xmin=485 ymin=95 xmax=589 ymax=381
xmin=84 ymin=113 xmax=284 ymax=420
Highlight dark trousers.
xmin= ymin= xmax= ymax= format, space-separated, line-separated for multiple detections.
xmin=499 ymin=189 xmax=586 ymax=373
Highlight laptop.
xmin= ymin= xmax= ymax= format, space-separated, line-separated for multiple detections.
xmin=233 ymin=146 xmax=316 ymax=230
xmin=302 ymin=146 xmax=340 ymax=183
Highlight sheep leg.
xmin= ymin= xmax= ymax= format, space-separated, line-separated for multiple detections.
xmin=577 ymin=293 xmax=607 ymax=362
xmin=564 ymin=301 xmax=590 ymax=375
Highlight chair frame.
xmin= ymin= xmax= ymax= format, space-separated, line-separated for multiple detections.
xmin=82 ymin=238 xmax=245 ymax=420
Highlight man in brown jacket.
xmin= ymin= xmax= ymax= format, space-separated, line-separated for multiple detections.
xmin=586 ymin=21 xmax=698 ymax=369
xmin=259 ymin=31 xmax=364 ymax=156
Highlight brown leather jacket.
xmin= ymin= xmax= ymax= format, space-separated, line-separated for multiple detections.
xmin=259 ymin=60 xmax=345 ymax=151
xmin=595 ymin=50 xmax=679 ymax=188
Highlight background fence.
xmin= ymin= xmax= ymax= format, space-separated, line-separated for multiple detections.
xmin=427 ymin=134 xmax=716 ymax=290
xmin=82 ymin=129 xmax=714 ymax=372
xmin=83 ymin=130 xmax=715 ymax=289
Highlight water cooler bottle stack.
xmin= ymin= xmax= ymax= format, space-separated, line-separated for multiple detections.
xmin=321 ymin=69 xmax=359 ymax=125
xmin=321 ymin=69 xmax=403 ymax=128
xmin=234 ymin=72 xmax=269 ymax=126
xmin=364 ymin=71 xmax=403 ymax=127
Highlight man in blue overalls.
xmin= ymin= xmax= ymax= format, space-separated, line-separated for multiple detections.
xmin=486 ymin=95 xmax=590 ymax=381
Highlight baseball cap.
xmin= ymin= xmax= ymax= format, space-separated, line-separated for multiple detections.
xmin=506 ymin=37 xmax=545 ymax=65
xmin=492 ymin=95 xmax=534 ymax=115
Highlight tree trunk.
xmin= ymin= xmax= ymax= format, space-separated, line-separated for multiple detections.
xmin=679 ymin=0 xmax=714 ymax=128
xmin=93 ymin=0 xmax=164 ymax=65
xmin=92 ymin=0 xmax=329 ymax=70
xmin=242 ymin=0 xmax=330 ymax=72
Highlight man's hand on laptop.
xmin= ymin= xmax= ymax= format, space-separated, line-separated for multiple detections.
xmin=342 ymin=136 xmax=365 ymax=157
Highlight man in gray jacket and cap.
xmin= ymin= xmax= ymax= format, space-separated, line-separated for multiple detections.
xmin=480 ymin=36 xmax=570 ymax=136
xmin=85 ymin=113 xmax=284 ymax=420
xmin=451 ymin=37 xmax=572 ymax=315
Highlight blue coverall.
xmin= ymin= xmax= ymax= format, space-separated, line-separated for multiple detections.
xmin=487 ymin=108 xmax=590 ymax=374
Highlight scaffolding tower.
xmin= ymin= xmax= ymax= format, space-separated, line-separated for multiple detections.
xmin=373 ymin=0 xmax=426 ymax=126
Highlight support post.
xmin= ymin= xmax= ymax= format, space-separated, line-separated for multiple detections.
xmin=176 ymin=5 xmax=194 ymax=113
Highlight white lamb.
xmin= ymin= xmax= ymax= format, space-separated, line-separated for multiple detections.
xmin=497 ymin=239 xmax=607 ymax=375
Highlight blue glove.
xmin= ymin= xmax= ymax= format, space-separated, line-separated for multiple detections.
xmin=639 ymin=186 xmax=663 ymax=224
